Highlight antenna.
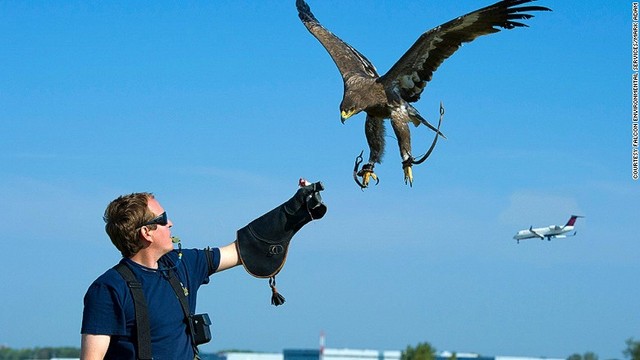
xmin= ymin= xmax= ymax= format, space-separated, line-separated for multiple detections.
xmin=320 ymin=331 xmax=325 ymax=360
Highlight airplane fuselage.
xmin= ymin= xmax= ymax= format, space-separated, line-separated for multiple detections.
xmin=513 ymin=225 xmax=575 ymax=240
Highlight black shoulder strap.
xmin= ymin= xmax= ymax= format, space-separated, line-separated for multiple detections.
xmin=114 ymin=263 xmax=153 ymax=360
xmin=166 ymin=270 xmax=199 ymax=356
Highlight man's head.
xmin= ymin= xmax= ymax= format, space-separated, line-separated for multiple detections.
xmin=104 ymin=192 xmax=170 ymax=258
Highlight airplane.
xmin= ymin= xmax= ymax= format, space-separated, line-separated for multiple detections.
xmin=513 ymin=215 xmax=584 ymax=243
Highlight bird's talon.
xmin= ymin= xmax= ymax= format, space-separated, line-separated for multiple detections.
xmin=364 ymin=171 xmax=379 ymax=187
xmin=354 ymin=163 xmax=379 ymax=188
xmin=402 ymin=159 xmax=414 ymax=187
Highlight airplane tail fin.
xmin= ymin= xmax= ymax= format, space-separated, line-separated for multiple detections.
xmin=565 ymin=215 xmax=584 ymax=227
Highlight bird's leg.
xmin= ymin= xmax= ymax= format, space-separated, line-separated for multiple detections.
xmin=352 ymin=116 xmax=385 ymax=189
xmin=405 ymin=102 xmax=444 ymax=187
xmin=390 ymin=115 xmax=415 ymax=186
xmin=353 ymin=151 xmax=379 ymax=189
xmin=412 ymin=102 xmax=445 ymax=165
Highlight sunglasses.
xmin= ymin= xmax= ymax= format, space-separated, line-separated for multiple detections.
xmin=141 ymin=212 xmax=168 ymax=227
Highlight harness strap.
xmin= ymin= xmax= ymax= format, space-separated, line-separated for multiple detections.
xmin=166 ymin=269 xmax=199 ymax=357
xmin=114 ymin=263 xmax=153 ymax=360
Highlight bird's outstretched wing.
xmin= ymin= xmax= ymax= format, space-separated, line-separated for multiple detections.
xmin=296 ymin=0 xmax=379 ymax=81
xmin=379 ymin=0 xmax=551 ymax=103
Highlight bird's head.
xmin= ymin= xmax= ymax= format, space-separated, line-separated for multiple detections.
xmin=340 ymin=96 xmax=361 ymax=123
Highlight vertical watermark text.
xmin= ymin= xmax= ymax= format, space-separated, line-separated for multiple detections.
xmin=632 ymin=2 xmax=639 ymax=180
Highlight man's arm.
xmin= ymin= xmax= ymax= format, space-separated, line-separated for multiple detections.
xmin=80 ymin=334 xmax=110 ymax=360
xmin=217 ymin=241 xmax=242 ymax=272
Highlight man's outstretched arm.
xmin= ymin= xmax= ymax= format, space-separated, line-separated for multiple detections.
xmin=217 ymin=241 xmax=242 ymax=272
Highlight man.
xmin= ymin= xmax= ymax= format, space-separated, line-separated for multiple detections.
xmin=81 ymin=181 xmax=326 ymax=359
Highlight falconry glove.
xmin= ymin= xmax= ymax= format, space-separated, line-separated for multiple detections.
xmin=236 ymin=180 xmax=327 ymax=306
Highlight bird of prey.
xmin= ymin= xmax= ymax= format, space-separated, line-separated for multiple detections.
xmin=296 ymin=0 xmax=550 ymax=188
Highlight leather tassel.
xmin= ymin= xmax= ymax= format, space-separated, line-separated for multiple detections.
xmin=269 ymin=277 xmax=286 ymax=306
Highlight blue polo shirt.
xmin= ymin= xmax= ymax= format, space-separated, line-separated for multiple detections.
xmin=81 ymin=248 xmax=220 ymax=360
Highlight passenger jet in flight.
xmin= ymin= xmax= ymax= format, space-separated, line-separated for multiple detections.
xmin=513 ymin=215 xmax=583 ymax=243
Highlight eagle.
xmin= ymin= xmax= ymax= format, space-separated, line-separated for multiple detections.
xmin=296 ymin=0 xmax=550 ymax=188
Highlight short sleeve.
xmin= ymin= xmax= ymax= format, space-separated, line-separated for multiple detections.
xmin=81 ymin=279 xmax=127 ymax=336
xmin=207 ymin=247 xmax=221 ymax=275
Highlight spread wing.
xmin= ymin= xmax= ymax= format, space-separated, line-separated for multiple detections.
xmin=379 ymin=0 xmax=551 ymax=103
xmin=296 ymin=0 xmax=379 ymax=82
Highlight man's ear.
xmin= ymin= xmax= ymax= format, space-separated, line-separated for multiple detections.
xmin=139 ymin=226 xmax=154 ymax=243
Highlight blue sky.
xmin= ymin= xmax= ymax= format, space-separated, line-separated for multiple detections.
xmin=0 ymin=1 xmax=635 ymax=359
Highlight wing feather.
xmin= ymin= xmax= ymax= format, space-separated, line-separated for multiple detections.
xmin=296 ymin=0 xmax=379 ymax=82
xmin=379 ymin=0 xmax=551 ymax=103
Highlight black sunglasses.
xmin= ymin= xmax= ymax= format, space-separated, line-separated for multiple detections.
xmin=141 ymin=212 xmax=168 ymax=227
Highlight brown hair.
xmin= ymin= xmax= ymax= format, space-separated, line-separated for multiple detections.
xmin=103 ymin=192 xmax=158 ymax=258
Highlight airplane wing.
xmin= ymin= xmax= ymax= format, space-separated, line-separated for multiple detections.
xmin=529 ymin=226 xmax=545 ymax=240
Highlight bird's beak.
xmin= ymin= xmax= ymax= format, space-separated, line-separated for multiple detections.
xmin=341 ymin=110 xmax=355 ymax=123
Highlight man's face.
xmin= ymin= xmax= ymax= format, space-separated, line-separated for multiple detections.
xmin=146 ymin=197 xmax=174 ymax=254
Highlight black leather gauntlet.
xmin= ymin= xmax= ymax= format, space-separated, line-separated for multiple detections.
xmin=236 ymin=181 xmax=327 ymax=305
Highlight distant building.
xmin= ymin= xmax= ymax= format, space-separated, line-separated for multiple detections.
xmin=284 ymin=348 xmax=401 ymax=360
xmin=202 ymin=351 xmax=284 ymax=360
xmin=201 ymin=348 xmax=565 ymax=360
